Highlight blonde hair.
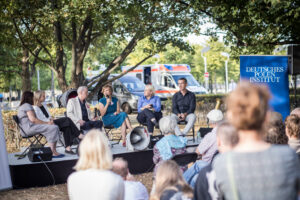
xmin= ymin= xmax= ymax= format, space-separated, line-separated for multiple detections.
xmin=102 ymin=84 xmax=113 ymax=93
xmin=145 ymin=85 xmax=155 ymax=96
xmin=33 ymin=90 xmax=45 ymax=105
xmin=226 ymin=81 xmax=270 ymax=131
xmin=151 ymin=160 xmax=193 ymax=200
xmin=74 ymin=129 xmax=112 ymax=171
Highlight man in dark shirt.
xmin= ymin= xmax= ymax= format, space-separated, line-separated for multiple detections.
xmin=171 ymin=77 xmax=196 ymax=136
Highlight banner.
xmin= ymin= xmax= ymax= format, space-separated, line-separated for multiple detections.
xmin=240 ymin=56 xmax=290 ymax=119
xmin=0 ymin=107 xmax=12 ymax=190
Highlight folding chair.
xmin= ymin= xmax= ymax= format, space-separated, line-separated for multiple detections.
xmin=178 ymin=121 xmax=195 ymax=142
xmin=13 ymin=115 xmax=46 ymax=159
xmin=104 ymin=124 xmax=121 ymax=146
xmin=198 ymin=127 xmax=213 ymax=138
xmin=172 ymin=152 xmax=198 ymax=167
xmin=139 ymin=121 xmax=162 ymax=135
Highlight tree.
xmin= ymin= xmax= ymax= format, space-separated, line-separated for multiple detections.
xmin=179 ymin=0 xmax=300 ymax=57
xmin=4 ymin=0 xmax=201 ymax=99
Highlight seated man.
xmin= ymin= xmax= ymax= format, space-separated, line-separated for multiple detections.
xmin=112 ymin=158 xmax=149 ymax=200
xmin=67 ymin=86 xmax=103 ymax=132
xmin=194 ymin=122 xmax=239 ymax=200
xmin=171 ymin=77 xmax=196 ymax=136
xmin=183 ymin=108 xmax=223 ymax=187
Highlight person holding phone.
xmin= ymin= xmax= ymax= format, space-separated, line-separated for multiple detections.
xmin=137 ymin=85 xmax=162 ymax=135
xmin=99 ymin=84 xmax=132 ymax=147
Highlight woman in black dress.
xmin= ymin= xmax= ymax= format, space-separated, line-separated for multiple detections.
xmin=33 ymin=90 xmax=84 ymax=154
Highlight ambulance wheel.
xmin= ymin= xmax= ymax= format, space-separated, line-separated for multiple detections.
xmin=122 ymin=103 xmax=132 ymax=114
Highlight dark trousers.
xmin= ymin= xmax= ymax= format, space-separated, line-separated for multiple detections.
xmin=54 ymin=117 xmax=80 ymax=147
xmin=80 ymin=120 xmax=103 ymax=131
xmin=137 ymin=109 xmax=162 ymax=133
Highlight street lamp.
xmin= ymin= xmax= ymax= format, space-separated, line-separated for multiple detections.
xmin=221 ymin=52 xmax=230 ymax=93
xmin=201 ymin=46 xmax=210 ymax=90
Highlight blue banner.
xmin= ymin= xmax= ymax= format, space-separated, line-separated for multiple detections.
xmin=240 ymin=56 xmax=290 ymax=120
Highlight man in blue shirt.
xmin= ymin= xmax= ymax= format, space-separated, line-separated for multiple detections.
xmin=171 ymin=77 xmax=196 ymax=136
xmin=137 ymin=85 xmax=162 ymax=135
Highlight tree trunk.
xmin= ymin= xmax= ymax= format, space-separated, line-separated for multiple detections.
xmin=54 ymin=20 xmax=68 ymax=92
xmin=70 ymin=16 xmax=92 ymax=89
xmin=21 ymin=48 xmax=31 ymax=92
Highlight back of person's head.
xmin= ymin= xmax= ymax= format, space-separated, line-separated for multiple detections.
xmin=74 ymin=129 xmax=112 ymax=171
xmin=33 ymin=90 xmax=45 ymax=105
xmin=226 ymin=81 xmax=270 ymax=131
xmin=264 ymin=112 xmax=287 ymax=144
xmin=216 ymin=121 xmax=239 ymax=152
xmin=291 ymin=108 xmax=300 ymax=118
xmin=159 ymin=116 xmax=177 ymax=135
xmin=152 ymin=160 xmax=193 ymax=200
xmin=20 ymin=91 xmax=34 ymax=106
xmin=285 ymin=114 xmax=300 ymax=139
xmin=111 ymin=158 xmax=128 ymax=180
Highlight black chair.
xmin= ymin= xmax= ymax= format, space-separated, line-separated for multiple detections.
xmin=198 ymin=127 xmax=213 ymax=138
xmin=104 ymin=124 xmax=121 ymax=146
xmin=178 ymin=121 xmax=195 ymax=142
xmin=13 ymin=115 xmax=46 ymax=159
xmin=172 ymin=152 xmax=198 ymax=167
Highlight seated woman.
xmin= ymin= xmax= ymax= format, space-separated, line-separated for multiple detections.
xmin=150 ymin=160 xmax=193 ymax=200
xmin=153 ymin=116 xmax=187 ymax=173
xmin=99 ymin=84 xmax=132 ymax=147
xmin=137 ymin=85 xmax=162 ymax=135
xmin=33 ymin=90 xmax=84 ymax=155
xmin=68 ymin=129 xmax=124 ymax=200
xmin=17 ymin=91 xmax=63 ymax=158
xmin=213 ymin=82 xmax=300 ymax=200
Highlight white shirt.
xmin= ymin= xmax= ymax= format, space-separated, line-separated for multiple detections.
xmin=124 ymin=181 xmax=149 ymax=200
xmin=33 ymin=103 xmax=51 ymax=122
xmin=68 ymin=169 xmax=124 ymax=200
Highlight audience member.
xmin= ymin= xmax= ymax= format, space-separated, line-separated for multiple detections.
xmin=213 ymin=82 xmax=300 ymax=200
xmin=33 ymin=90 xmax=84 ymax=155
xmin=291 ymin=107 xmax=300 ymax=117
xmin=171 ymin=77 xmax=196 ymax=136
xmin=153 ymin=116 xmax=187 ymax=173
xmin=264 ymin=111 xmax=288 ymax=144
xmin=183 ymin=109 xmax=223 ymax=187
xmin=17 ymin=91 xmax=63 ymax=157
xmin=99 ymin=84 xmax=132 ymax=147
xmin=137 ymin=85 xmax=162 ymax=135
xmin=112 ymin=158 xmax=149 ymax=200
xmin=150 ymin=160 xmax=193 ymax=200
xmin=285 ymin=114 xmax=300 ymax=154
xmin=68 ymin=129 xmax=124 ymax=200
xmin=194 ymin=121 xmax=239 ymax=200
xmin=67 ymin=86 xmax=103 ymax=131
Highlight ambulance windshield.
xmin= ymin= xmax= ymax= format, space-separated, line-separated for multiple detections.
xmin=172 ymin=74 xmax=200 ymax=87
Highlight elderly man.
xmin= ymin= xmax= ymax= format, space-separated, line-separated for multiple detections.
xmin=112 ymin=158 xmax=149 ymax=200
xmin=66 ymin=86 xmax=103 ymax=132
xmin=171 ymin=77 xmax=196 ymax=136
xmin=183 ymin=108 xmax=223 ymax=188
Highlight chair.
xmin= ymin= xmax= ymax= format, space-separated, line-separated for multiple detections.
xmin=104 ymin=124 xmax=121 ymax=146
xmin=198 ymin=127 xmax=213 ymax=138
xmin=172 ymin=152 xmax=198 ymax=167
xmin=178 ymin=121 xmax=195 ymax=142
xmin=139 ymin=121 xmax=162 ymax=135
xmin=13 ymin=115 xmax=46 ymax=159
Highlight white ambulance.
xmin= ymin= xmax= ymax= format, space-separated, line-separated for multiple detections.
xmin=122 ymin=64 xmax=207 ymax=98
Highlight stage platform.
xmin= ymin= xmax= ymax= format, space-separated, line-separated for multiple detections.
xmin=8 ymin=139 xmax=199 ymax=189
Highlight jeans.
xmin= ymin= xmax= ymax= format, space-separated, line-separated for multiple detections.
xmin=171 ymin=113 xmax=196 ymax=136
xmin=183 ymin=160 xmax=209 ymax=188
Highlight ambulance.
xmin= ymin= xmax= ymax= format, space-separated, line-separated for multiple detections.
xmin=122 ymin=64 xmax=207 ymax=98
